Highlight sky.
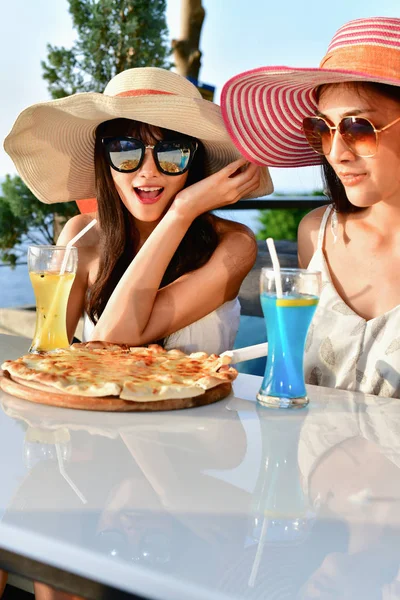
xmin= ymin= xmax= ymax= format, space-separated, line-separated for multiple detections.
xmin=1 ymin=0 xmax=399 ymax=194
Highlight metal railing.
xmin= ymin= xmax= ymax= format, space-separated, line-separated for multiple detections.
xmin=217 ymin=195 xmax=329 ymax=210
xmin=0 ymin=196 xmax=329 ymax=267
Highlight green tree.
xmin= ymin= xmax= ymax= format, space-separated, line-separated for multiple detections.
xmin=0 ymin=176 xmax=78 ymax=266
xmin=256 ymin=190 xmax=326 ymax=241
xmin=42 ymin=0 xmax=171 ymax=97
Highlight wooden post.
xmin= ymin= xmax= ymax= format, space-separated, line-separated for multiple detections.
xmin=171 ymin=0 xmax=205 ymax=80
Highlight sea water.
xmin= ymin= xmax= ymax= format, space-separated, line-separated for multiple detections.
xmin=259 ymin=293 xmax=318 ymax=400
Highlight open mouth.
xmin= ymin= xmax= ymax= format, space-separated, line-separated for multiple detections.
xmin=133 ymin=187 xmax=164 ymax=204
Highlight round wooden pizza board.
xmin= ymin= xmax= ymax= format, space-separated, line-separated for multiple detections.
xmin=0 ymin=371 xmax=232 ymax=412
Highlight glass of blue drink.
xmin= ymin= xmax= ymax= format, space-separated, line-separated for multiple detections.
xmin=257 ymin=268 xmax=321 ymax=409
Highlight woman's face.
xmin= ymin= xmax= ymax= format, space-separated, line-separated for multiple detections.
xmin=317 ymin=85 xmax=400 ymax=208
xmin=109 ymin=129 xmax=189 ymax=224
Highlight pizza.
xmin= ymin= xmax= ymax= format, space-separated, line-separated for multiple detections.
xmin=0 ymin=341 xmax=238 ymax=412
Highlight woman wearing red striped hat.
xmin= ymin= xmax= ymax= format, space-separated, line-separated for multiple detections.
xmin=4 ymin=67 xmax=272 ymax=357
xmin=221 ymin=17 xmax=400 ymax=398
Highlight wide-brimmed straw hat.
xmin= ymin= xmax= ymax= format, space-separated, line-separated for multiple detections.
xmin=4 ymin=67 xmax=273 ymax=204
xmin=221 ymin=17 xmax=400 ymax=168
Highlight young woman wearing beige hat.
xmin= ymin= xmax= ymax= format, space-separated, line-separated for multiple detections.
xmin=4 ymin=67 xmax=273 ymax=356
xmin=221 ymin=16 xmax=400 ymax=399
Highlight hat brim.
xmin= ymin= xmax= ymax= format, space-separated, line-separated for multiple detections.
xmin=221 ymin=65 xmax=400 ymax=168
xmin=4 ymin=92 xmax=273 ymax=204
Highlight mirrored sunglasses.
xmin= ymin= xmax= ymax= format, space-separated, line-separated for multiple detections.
xmin=302 ymin=115 xmax=400 ymax=158
xmin=102 ymin=136 xmax=198 ymax=175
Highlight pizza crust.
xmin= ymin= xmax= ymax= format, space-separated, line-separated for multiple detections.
xmin=0 ymin=371 xmax=233 ymax=412
xmin=10 ymin=375 xmax=71 ymax=395
xmin=120 ymin=380 xmax=204 ymax=401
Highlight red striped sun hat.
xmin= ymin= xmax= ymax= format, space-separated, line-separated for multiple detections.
xmin=221 ymin=17 xmax=400 ymax=168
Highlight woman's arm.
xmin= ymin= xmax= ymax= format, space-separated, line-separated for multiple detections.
xmin=92 ymin=158 xmax=260 ymax=345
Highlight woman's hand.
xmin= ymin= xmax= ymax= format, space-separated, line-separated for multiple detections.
xmin=171 ymin=157 xmax=261 ymax=221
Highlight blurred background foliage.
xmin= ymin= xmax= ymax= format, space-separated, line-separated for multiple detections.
xmin=256 ymin=191 xmax=326 ymax=241
xmin=0 ymin=175 xmax=78 ymax=266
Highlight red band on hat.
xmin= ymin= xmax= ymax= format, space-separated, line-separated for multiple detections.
xmin=76 ymin=198 xmax=98 ymax=213
xmin=116 ymin=89 xmax=175 ymax=97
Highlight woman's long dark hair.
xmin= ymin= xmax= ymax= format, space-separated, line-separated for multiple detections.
xmin=316 ymin=82 xmax=400 ymax=213
xmin=86 ymin=118 xmax=219 ymax=327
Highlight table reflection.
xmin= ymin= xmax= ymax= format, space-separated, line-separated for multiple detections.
xmin=297 ymin=393 xmax=400 ymax=599
xmin=0 ymin=394 xmax=252 ymax=585
xmin=0 ymin=388 xmax=400 ymax=599
xmin=250 ymin=406 xmax=314 ymax=545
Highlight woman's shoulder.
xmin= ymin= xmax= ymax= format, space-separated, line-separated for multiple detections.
xmin=211 ymin=215 xmax=258 ymax=264
xmin=212 ymin=214 xmax=256 ymax=243
xmin=57 ymin=212 xmax=100 ymax=248
xmin=298 ymin=205 xmax=331 ymax=267
xmin=299 ymin=204 xmax=330 ymax=229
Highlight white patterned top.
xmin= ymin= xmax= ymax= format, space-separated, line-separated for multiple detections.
xmin=82 ymin=298 xmax=241 ymax=356
xmin=305 ymin=205 xmax=400 ymax=398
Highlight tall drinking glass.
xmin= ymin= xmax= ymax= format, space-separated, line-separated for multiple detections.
xmin=28 ymin=245 xmax=78 ymax=353
xmin=257 ymin=268 xmax=321 ymax=409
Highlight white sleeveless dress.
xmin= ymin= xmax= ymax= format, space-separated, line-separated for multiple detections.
xmin=81 ymin=298 xmax=241 ymax=356
xmin=305 ymin=205 xmax=400 ymax=398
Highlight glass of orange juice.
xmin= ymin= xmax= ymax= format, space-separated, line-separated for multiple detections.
xmin=28 ymin=245 xmax=78 ymax=353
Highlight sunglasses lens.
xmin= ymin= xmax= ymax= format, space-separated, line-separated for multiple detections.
xmin=339 ymin=118 xmax=377 ymax=157
xmin=156 ymin=142 xmax=193 ymax=174
xmin=105 ymin=138 xmax=143 ymax=171
xmin=303 ymin=117 xmax=332 ymax=155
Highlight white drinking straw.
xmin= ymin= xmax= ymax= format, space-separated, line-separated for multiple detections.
xmin=266 ymin=237 xmax=283 ymax=298
xmin=60 ymin=218 xmax=97 ymax=275
xmin=248 ymin=517 xmax=269 ymax=587
xmin=56 ymin=443 xmax=87 ymax=504
xmin=221 ymin=342 xmax=269 ymax=363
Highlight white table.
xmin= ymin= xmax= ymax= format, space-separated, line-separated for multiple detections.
xmin=0 ymin=333 xmax=400 ymax=600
